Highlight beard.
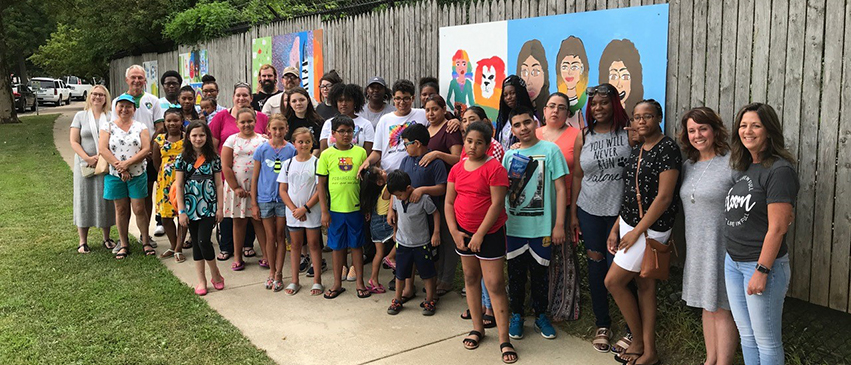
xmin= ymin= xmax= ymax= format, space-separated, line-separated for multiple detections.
xmin=261 ymin=80 xmax=276 ymax=93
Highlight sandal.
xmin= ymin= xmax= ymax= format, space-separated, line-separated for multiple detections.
xmin=285 ymin=283 xmax=301 ymax=295
xmin=77 ymin=243 xmax=91 ymax=254
xmin=243 ymin=247 xmax=256 ymax=257
xmin=500 ymin=342 xmax=518 ymax=364
xmin=273 ymin=280 xmax=284 ymax=292
xmin=324 ymin=287 xmax=346 ymax=299
xmin=174 ymin=252 xmax=186 ymax=263
xmin=357 ymin=288 xmax=372 ymax=298
xmin=211 ymin=276 xmax=225 ymax=290
xmin=614 ymin=352 xmax=643 ymax=364
xmin=483 ymin=314 xmax=497 ymax=329
xmin=461 ymin=309 xmax=472 ymax=320
xmin=195 ymin=284 xmax=207 ymax=296
xmin=102 ymin=239 xmax=117 ymax=250
xmin=463 ymin=330 xmax=484 ymax=350
xmin=613 ymin=333 xmax=633 ymax=354
xmin=593 ymin=327 xmax=613 ymax=353
xmin=310 ymin=283 xmax=324 ymax=296
xmin=422 ymin=300 xmax=436 ymax=316
xmin=115 ymin=246 xmax=130 ymax=260
xmin=182 ymin=240 xmax=192 ymax=249
xmin=142 ymin=243 xmax=156 ymax=256
xmin=231 ymin=261 xmax=245 ymax=271
xmin=159 ymin=249 xmax=175 ymax=258
xmin=400 ymin=292 xmax=416 ymax=304
xmin=367 ymin=279 xmax=386 ymax=294
xmin=382 ymin=257 xmax=396 ymax=270
xmin=217 ymin=251 xmax=232 ymax=261
xmin=258 ymin=258 xmax=269 ymax=268
xmin=387 ymin=298 xmax=403 ymax=315
xmin=265 ymin=277 xmax=274 ymax=290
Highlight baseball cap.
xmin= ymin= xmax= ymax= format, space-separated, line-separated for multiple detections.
xmin=115 ymin=93 xmax=137 ymax=107
xmin=282 ymin=66 xmax=299 ymax=77
xmin=367 ymin=76 xmax=386 ymax=88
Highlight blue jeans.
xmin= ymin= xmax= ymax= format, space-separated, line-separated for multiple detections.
xmin=576 ymin=207 xmax=617 ymax=328
xmin=481 ymin=280 xmax=492 ymax=309
xmin=725 ymin=254 xmax=790 ymax=365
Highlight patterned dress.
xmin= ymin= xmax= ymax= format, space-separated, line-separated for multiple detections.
xmin=155 ymin=134 xmax=184 ymax=218
xmin=222 ymin=134 xmax=267 ymax=218
xmin=175 ymin=155 xmax=222 ymax=220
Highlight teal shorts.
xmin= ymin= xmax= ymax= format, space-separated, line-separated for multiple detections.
xmin=104 ymin=172 xmax=148 ymax=200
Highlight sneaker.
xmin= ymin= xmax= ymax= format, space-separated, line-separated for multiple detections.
xmin=346 ymin=265 xmax=357 ymax=281
xmin=112 ymin=242 xmax=123 ymax=254
xmin=387 ymin=299 xmax=403 ymax=315
xmin=154 ymin=224 xmax=165 ymax=237
xmin=461 ymin=287 xmax=466 ymax=297
xmin=534 ymin=314 xmax=557 ymax=339
xmin=299 ymin=255 xmax=309 ymax=273
xmin=509 ymin=313 xmax=525 ymax=339
xmin=321 ymin=258 xmax=327 ymax=271
xmin=422 ymin=300 xmax=436 ymax=316
xmin=306 ymin=260 xmax=327 ymax=277
xmin=341 ymin=265 xmax=349 ymax=281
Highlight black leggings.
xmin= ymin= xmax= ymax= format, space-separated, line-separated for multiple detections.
xmin=190 ymin=217 xmax=216 ymax=261
xmin=508 ymin=250 xmax=549 ymax=316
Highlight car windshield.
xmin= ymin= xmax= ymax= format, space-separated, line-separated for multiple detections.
xmin=35 ymin=81 xmax=55 ymax=89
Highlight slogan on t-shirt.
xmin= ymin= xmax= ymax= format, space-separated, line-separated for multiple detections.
xmin=586 ymin=133 xmax=628 ymax=182
xmin=725 ymin=174 xmax=756 ymax=227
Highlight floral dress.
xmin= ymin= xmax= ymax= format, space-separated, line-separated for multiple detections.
xmin=155 ymin=134 xmax=184 ymax=218
xmin=222 ymin=134 xmax=267 ymax=218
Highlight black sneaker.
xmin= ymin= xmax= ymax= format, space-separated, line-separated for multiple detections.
xmin=321 ymin=258 xmax=327 ymax=271
xmin=299 ymin=255 xmax=308 ymax=273
xmin=307 ymin=259 xmax=328 ymax=277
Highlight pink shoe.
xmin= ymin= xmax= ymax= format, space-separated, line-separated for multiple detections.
xmin=211 ymin=276 xmax=225 ymax=290
xmin=195 ymin=284 xmax=208 ymax=296
xmin=367 ymin=279 xmax=386 ymax=294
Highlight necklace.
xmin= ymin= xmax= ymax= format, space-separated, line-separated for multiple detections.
xmin=690 ymin=156 xmax=716 ymax=203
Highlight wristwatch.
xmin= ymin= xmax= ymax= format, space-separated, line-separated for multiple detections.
xmin=756 ymin=263 xmax=771 ymax=274
xmin=179 ymin=209 xmax=186 ymax=215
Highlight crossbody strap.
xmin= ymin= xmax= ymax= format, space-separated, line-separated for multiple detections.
xmin=634 ymin=147 xmax=650 ymax=239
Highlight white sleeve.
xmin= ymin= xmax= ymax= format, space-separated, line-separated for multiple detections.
xmin=319 ymin=118 xmax=332 ymax=141
xmin=277 ymin=159 xmax=290 ymax=183
xmin=373 ymin=118 xmax=386 ymax=152
xmin=261 ymin=99 xmax=273 ymax=116
xmin=222 ymin=134 xmax=237 ymax=149
xmin=360 ymin=118 xmax=375 ymax=143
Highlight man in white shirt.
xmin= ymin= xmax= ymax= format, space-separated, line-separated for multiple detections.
xmin=158 ymin=70 xmax=182 ymax=110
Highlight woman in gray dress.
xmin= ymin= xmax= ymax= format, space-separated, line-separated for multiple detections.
xmin=678 ymin=107 xmax=738 ymax=365
xmin=70 ymin=85 xmax=116 ymax=253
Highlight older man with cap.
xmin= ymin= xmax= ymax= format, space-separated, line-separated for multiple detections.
xmin=251 ymin=64 xmax=281 ymax=111
xmin=111 ymin=65 xmax=164 ymax=248
xmin=260 ymin=65 xmax=306 ymax=116
xmin=361 ymin=76 xmax=395 ymax=127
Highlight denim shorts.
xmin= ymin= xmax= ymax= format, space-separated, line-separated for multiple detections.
xmin=370 ymin=213 xmax=394 ymax=243
xmin=103 ymin=172 xmax=148 ymax=200
xmin=258 ymin=201 xmax=287 ymax=218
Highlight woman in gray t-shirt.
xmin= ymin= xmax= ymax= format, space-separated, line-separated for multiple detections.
xmin=678 ymin=107 xmax=737 ymax=365
xmin=568 ymin=83 xmax=633 ymax=353
xmin=724 ymin=103 xmax=798 ymax=365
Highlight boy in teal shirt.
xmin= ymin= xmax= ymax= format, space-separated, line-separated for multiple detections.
xmin=317 ymin=116 xmax=370 ymax=299
xmin=502 ymin=106 xmax=568 ymax=340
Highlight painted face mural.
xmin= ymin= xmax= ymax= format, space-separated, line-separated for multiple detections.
xmin=515 ymin=39 xmax=549 ymax=120
xmin=473 ymin=56 xmax=506 ymax=121
xmin=598 ymin=39 xmax=643 ymax=117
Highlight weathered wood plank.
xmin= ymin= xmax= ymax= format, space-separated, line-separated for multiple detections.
xmin=750 ymin=0 xmax=771 ymax=102
xmin=690 ymin=0 xmax=707 ymax=108
xmin=703 ymin=0 xmax=722 ymax=111
xmin=664 ymin=0 xmax=680 ymax=135
xmin=675 ymin=0 xmax=692 ymax=126
xmin=839 ymin=0 xmax=851 ymax=313
xmin=765 ymin=0 xmax=788 ymax=111
xmin=820 ymin=0 xmax=845 ymax=311
xmin=800 ymin=0 xmax=826 ymax=305
xmin=557 ymin=0 xmax=565 ymax=15
xmin=733 ymin=0 xmax=754 ymax=111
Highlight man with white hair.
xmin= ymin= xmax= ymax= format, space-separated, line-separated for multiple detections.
xmin=110 ymin=65 xmax=165 ymax=247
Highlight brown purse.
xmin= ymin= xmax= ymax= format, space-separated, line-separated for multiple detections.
xmin=633 ymin=147 xmax=677 ymax=280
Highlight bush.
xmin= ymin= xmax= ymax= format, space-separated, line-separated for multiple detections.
xmin=163 ymin=2 xmax=240 ymax=45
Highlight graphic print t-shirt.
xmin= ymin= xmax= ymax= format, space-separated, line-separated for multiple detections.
xmin=252 ymin=142 xmax=297 ymax=203
xmin=501 ymin=141 xmax=568 ymax=238
xmin=576 ymin=129 xmax=631 ymax=216
xmin=725 ymin=159 xmax=798 ymax=262
xmin=373 ymin=109 xmax=428 ymax=171
xmin=316 ymin=145 xmax=368 ymax=213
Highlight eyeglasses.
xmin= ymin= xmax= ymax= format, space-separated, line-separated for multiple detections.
xmin=334 ymin=129 xmax=354 ymax=135
xmin=403 ymin=140 xmax=416 ymax=147
xmin=545 ymin=104 xmax=568 ymax=112
xmin=586 ymin=85 xmax=616 ymax=97
xmin=91 ymin=93 xmax=106 ymax=98
xmin=393 ymin=96 xmax=413 ymax=102
xmin=163 ymin=81 xmax=180 ymax=86
xmin=202 ymin=88 xmax=218 ymax=93
xmin=319 ymin=84 xmax=333 ymax=89
xmin=633 ymin=114 xmax=656 ymax=121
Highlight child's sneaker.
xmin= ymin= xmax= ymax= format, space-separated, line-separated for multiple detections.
xmin=534 ymin=314 xmax=557 ymax=339
xmin=387 ymin=299 xmax=403 ymax=315
xmin=509 ymin=313 xmax=525 ymax=339
xmin=422 ymin=300 xmax=436 ymax=316
xmin=299 ymin=255 xmax=308 ymax=272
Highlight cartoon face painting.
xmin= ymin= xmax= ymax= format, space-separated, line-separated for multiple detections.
xmin=608 ymin=61 xmax=631 ymax=103
xmin=474 ymin=56 xmax=506 ymax=120
xmin=598 ymin=39 xmax=643 ymax=116
xmin=520 ymin=55 xmax=545 ymax=100
xmin=560 ymin=55 xmax=584 ymax=93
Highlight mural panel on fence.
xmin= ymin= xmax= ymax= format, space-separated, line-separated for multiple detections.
xmin=143 ymin=60 xmax=158 ymax=97
xmin=439 ymin=4 xmax=669 ymax=128
xmin=251 ymin=30 xmax=324 ymax=103
xmin=179 ymin=50 xmax=209 ymax=104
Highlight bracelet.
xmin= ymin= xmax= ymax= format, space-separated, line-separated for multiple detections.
xmin=756 ymin=263 xmax=771 ymax=274
xmin=178 ymin=210 xmax=186 ymax=215
xmin=303 ymin=205 xmax=311 ymax=214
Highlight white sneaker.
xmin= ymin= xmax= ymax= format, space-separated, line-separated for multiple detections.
xmin=346 ymin=265 xmax=357 ymax=282
xmin=341 ymin=265 xmax=349 ymax=281
xmin=154 ymin=224 xmax=166 ymax=237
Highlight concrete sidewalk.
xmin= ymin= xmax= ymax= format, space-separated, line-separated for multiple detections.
xmin=53 ymin=109 xmax=612 ymax=365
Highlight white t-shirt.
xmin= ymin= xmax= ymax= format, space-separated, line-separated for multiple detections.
xmin=319 ymin=115 xmax=375 ymax=148
xmin=276 ymin=155 xmax=321 ymax=228
xmin=360 ymin=103 xmax=396 ymax=128
xmin=373 ymin=108 xmax=428 ymax=171
xmin=111 ymin=92 xmax=163 ymax=133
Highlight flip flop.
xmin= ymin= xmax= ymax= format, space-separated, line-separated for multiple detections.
xmin=243 ymin=247 xmax=256 ymax=257
xmin=614 ymin=352 xmax=643 ymax=364
xmin=174 ymin=252 xmax=186 ymax=263
xmin=231 ymin=261 xmax=245 ymax=271
xmin=182 ymin=240 xmax=192 ymax=249
xmin=159 ymin=249 xmax=175 ymax=258
xmin=217 ymin=251 xmax=232 ymax=261
xmin=285 ymin=283 xmax=301 ymax=295
xmin=211 ymin=276 xmax=225 ymax=290
xmin=258 ymin=259 xmax=269 ymax=268
xmin=310 ymin=283 xmax=324 ymax=296
xmin=400 ymin=292 xmax=416 ymax=304
xmin=77 ymin=243 xmax=91 ymax=254
xmin=357 ymin=288 xmax=372 ymax=298
xmin=324 ymin=287 xmax=346 ymax=299
xmin=461 ymin=309 xmax=472 ymax=320
xmin=102 ymin=239 xmax=117 ymax=250
xmin=367 ymin=279 xmax=386 ymax=294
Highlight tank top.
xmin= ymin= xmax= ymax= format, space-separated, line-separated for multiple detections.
xmin=576 ymin=129 xmax=631 ymax=216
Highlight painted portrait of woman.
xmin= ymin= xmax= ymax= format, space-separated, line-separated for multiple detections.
xmin=598 ymin=39 xmax=644 ymax=116
xmin=556 ymin=36 xmax=589 ymax=116
xmin=446 ymin=49 xmax=475 ymax=112
xmin=516 ymin=39 xmax=549 ymax=122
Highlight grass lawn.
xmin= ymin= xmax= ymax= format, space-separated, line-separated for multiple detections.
xmin=0 ymin=115 xmax=274 ymax=365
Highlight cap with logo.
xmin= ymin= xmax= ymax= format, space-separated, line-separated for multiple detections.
xmin=367 ymin=77 xmax=386 ymax=88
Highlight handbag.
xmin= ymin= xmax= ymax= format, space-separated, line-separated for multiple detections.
xmin=168 ymin=155 xmax=206 ymax=208
xmin=633 ymin=147 xmax=677 ymax=280
xmin=80 ymin=111 xmax=110 ymax=177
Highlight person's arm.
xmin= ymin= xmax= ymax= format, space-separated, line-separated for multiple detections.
xmin=175 ymin=169 xmax=188 ymax=227
xmin=607 ymin=216 xmax=622 ymax=255
xmin=431 ymin=206 xmax=441 ymax=247
xmin=748 ymin=202 xmax=794 ymax=295
xmin=618 ymin=168 xmax=679 ymax=252
xmin=421 ymin=146 xmax=461 ymax=167
xmin=151 ymin=139 xmax=162 ymax=173
xmin=411 ymin=183 xmax=446 ymax=203
xmin=317 ymin=175 xmax=330 ymax=228
xmin=215 ymin=172 xmax=225 ymax=223
xmin=98 ymin=129 xmax=119 ymax=167
xmin=359 ymin=150 xmax=382 ymax=175
xmin=552 ymin=175 xmax=567 ymax=245
xmin=320 ymin=139 xmax=329 ymax=152
xmin=444 ymin=181 xmax=465 ymax=250
xmin=362 ymin=141 xmax=373 ymax=156
xmin=569 ymin=131 xmax=584 ymax=239
xmin=468 ymin=185 xmax=508 ymax=252
xmin=250 ymin=159 xmax=262 ymax=220
xmin=221 ymin=146 xmax=241 ymax=193
xmin=69 ymin=127 xmax=96 ymax=166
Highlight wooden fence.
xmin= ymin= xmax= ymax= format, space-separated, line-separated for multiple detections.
xmin=110 ymin=0 xmax=851 ymax=313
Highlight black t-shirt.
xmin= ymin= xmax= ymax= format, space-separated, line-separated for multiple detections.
xmin=315 ymin=102 xmax=338 ymax=120
xmin=285 ymin=115 xmax=322 ymax=151
xmin=251 ymin=91 xmax=282 ymax=112
xmin=725 ymin=158 xmax=798 ymax=262
xmin=620 ymin=136 xmax=682 ymax=231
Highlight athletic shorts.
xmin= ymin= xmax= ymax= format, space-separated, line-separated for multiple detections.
xmin=104 ymin=172 xmax=148 ymax=200
xmin=395 ymin=244 xmax=437 ymax=280
xmin=327 ymin=211 xmax=365 ymax=251
xmin=454 ymin=226 xmax=506 ymax=260
xmin=506 ymin=236 xmax=552 ymax=266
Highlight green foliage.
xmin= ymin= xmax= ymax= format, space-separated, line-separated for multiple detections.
xmin=163 ymin=2 xmax=240 ymax=45
xmin=29 ymin=24 xmax=104 ymax=79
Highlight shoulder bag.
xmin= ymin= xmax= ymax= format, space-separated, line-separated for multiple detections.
xmin=634 ymin=147 xmax=677 ymax=280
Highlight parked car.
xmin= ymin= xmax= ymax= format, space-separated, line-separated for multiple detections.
xmin=12 ymin=83 xmax=37 ymax=112
xmin=62 ymin=76 xmax=93 ymax=100
xmin=32 ymin=77 xmax=71 ymax=106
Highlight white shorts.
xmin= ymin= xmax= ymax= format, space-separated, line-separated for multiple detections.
xmin=613 ymin=219 xmax=672 ymax=273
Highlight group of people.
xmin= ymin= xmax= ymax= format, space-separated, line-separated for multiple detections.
xmin=71 ymin=63 xmax=798 ymax=365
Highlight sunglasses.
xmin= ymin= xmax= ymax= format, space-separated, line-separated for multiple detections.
xmin=586 ymin=85 xmax=618 ymax=98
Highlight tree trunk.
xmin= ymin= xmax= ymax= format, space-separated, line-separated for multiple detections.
xmin=0 ymin=9 xmax=21 ymax=124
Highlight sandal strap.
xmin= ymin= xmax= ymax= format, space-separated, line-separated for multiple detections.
xmin=468 ymin=330 xmax=483 ymax=339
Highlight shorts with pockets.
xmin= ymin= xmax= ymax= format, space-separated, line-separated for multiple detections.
xmin=258 ymin=201 xmax=287 ymax=218
xmin=395 ymin=244 xmax=437 ymax=280
xmin=104 ymin=172 xmax=148 ymax=200
xmin=370 ymin=213 xmax=394 ymax=244
xmin=327 ymin=211 xmax=365 ymax=250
